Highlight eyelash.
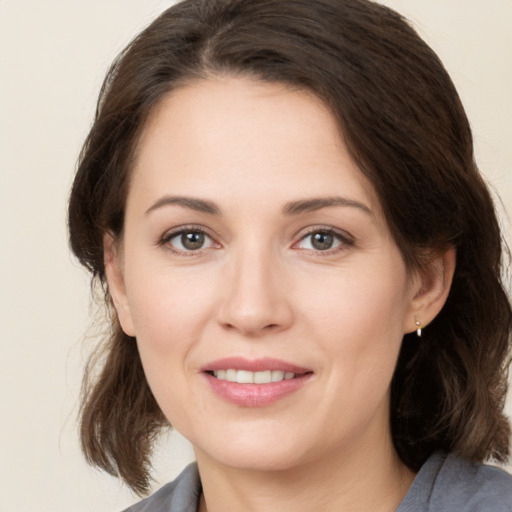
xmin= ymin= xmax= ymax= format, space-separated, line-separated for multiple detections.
xmin=158 ymin=225 xmax=354 ymax=256
xmin=159 ymin=225 xmax=218 ymax=256
xmin=293 ymin=227 xmax=354 ymax=255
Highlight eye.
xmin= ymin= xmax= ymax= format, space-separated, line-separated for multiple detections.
xmin=296 ymin=229 xmax=351 ymax=252
xmin=163 ymin=228 xmax=216 ymax=252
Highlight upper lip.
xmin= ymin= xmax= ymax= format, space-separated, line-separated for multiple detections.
xmin=201 ymin=357 xmax=311 ymax=374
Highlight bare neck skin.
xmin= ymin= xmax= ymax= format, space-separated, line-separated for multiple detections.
xmin=195 ymin=401 xmax=415 ymax=512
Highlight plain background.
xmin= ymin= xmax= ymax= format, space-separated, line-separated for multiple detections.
xmin=0 ymin=1 xmax=510 ymax=510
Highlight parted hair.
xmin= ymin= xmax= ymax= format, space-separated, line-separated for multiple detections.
xmin=68 ymin=0 xmax=512 ymax=495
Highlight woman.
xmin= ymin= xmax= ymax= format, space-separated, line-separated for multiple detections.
xmin=68 ymin=0 xmax=512 ymax=510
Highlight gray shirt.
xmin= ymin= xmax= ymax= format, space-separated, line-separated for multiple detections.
xmin=124 ymin=452 xmax=512 ymax=511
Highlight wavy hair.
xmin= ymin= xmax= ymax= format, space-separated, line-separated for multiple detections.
xmin=68 ymin=0 xmax=511 ymax=494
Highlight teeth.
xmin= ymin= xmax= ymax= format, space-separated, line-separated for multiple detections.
xmin=212 ymin=369 xmax=296 ymax=383
xmin=271 ymin=370 xmax=284 ymax=382
xmin=226 ymin=369 xmax=237 ymax=382
xmin=252 ymin=370 xmax=270 ymax=383
xmin=237 ymin=370 xmax=254 ymax=384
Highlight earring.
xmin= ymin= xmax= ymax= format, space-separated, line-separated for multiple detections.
xmin=415 ymin=321 xmax=422 ymax=338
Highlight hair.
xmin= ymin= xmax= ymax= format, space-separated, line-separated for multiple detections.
xmin=68 ymin=0 xmax=511 ymax=495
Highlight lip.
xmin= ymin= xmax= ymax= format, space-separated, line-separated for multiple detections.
xmin=201 ymin=357 xmax=310 ymax=374
xmin=201 ymin=357 xmax=313 ymax=407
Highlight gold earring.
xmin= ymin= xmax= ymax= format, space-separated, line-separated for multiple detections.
xmin=415 ymin=321 xmax=422 ymax=338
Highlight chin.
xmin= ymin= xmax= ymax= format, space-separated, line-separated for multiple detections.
xmin=203 ymin=444 xmax=308 ymax=473
xmin=189 ymin=422 xmax=330 ymax=473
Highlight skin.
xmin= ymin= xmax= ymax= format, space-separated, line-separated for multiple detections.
xmin=105 ymin=76 xmax=455 ymax=512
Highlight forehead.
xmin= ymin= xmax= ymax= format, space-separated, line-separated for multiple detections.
xmin=130 ymin=76 xmax=379 ymax=214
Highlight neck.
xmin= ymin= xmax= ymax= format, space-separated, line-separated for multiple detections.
xmin=196 ymin=435 xmax=415 ymax=512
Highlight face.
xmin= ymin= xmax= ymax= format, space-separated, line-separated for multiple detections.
xmin=108 ymin=77 xmax=423 ymax=473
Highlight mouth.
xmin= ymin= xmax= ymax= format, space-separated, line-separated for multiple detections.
xmin=208 ymin=369 xmax=298 ymax=384
xmin=201 ymin=358 xmax=313 ymax=406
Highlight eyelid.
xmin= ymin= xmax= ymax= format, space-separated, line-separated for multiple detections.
xmin=158 ymin=224 xmax=220 ymax=253
xmin=157 ymin=224 xmax=353 ymax=255
xmin=292 ymin=225 xmax=355 ymax=253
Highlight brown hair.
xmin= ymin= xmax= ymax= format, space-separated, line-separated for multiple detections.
xmin=68 ymin=0 xmax=511 ymax=494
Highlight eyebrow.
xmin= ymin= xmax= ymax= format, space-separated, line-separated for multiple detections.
xmin=145 ymin=196 xmax=221 ymax=216
xmin=145 ymin=195 xmax=372 ymax=218
xmin=282 ymin=196 xmax=373 ymax=216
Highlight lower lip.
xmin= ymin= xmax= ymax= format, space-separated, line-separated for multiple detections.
xmin=203 ymin=372 xmax=312 ymax=407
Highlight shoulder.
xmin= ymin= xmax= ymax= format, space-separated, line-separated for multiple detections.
xmin=398 ymin=452 xmax=512 ymax=512
xmin=122 ymin=463 xmax=201 ymax=512
xmin=432 ymin=452 xmax=512 ymax=511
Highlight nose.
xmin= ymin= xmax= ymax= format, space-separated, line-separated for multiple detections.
xmin=217 ymin=245 xmax=294 ymax=337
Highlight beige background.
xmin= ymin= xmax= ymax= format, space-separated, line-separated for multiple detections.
xmin=0 ymin=1 xmax=510 ymax=511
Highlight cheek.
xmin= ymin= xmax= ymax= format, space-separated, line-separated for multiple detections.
xmin=301 ymin=260 xmax=411 ymax=388
xmin=125 ymin=268 xmax=215 ymax=420
xmin=124 ymin=258 xmax=214 ymax=355
xmin=305 ymin=265 xmax=409 ymax=340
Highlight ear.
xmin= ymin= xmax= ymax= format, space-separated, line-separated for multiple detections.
xmin=405 ymin=247 xmax=456 ymax=334
xmin=103 ymin=232 xmax=136 ymax=337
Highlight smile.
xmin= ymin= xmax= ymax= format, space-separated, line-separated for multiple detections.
xmin=212 ymin=369 xmax=296 ymax=384
xmin=202 ymin=358 xmax=313 ymax=407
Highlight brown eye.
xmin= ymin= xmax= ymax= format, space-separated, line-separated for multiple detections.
xmin=166 ymin=229 xmax=214 ymax=252
xmin=297 ymin=229 xmax=349 ymax=252
xmin=181 ymin=231 xmax=205 ymax=250
xmin=311 ymin=232 xmax=334 ymax=250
